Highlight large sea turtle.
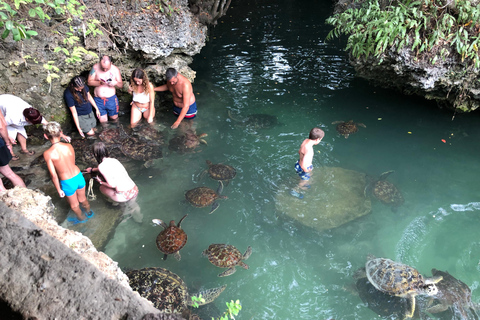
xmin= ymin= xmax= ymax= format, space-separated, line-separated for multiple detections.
xmin=365 ymin=170 xmax=404 ymax=211
xmin=202 ymin=244 xmax=252 ymax=277
xmin=185 ymin=181 xmax=227 ymax=214
xmin=425 ymin=269 xmax=479 ymax=319
xmin=98 ymin=125 xmax=128 ymax=144
xmin=204 ymin=160 xmax=236 ymax=185
xmin=119 ymin=136 xmax=162 ymax=167
xmin=365 ymin=256 xmax=442 ymax=319
xmin=153 ymin=214 xmax=188 ymax=261
xmin=168 ymin=129 xmax=207 ymax=154
xmin=131 ymin=123 xmax=165 ymax=144
xmin=228 ymin=110 xmax=278 ymax=130
xmin=70 ymin=138 xmax=96 ymax=167
xmin=353 ymin=267 xmax=427 ymax=319
xmin=332 ymin=120 xmax=366 ymax=138
xmin=126 ymin=267 xmax=226 ymax=315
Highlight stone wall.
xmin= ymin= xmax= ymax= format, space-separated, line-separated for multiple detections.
xmin=0 ymin=187 xmax=165 ymax=319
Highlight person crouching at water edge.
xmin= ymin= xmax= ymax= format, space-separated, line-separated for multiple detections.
xmin=85 ymin=142 xmax=141 ymax=222
xmin=128 ymin=68 xmax=155 ymax=128
xmin=43 ymin=122 xmax=94 ymax=224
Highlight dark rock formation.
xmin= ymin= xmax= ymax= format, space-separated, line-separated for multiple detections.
xmin=332 ymin=0 xmax=480 ymax=112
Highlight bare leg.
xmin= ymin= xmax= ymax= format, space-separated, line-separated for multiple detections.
xmin=109 ymin=115 xmax=118 ymax=122
xmin=75 ymin=187 xmax=91 ymax=213
xmin=65 ymin=193 xmax=86 ymax=220
xmin=99 ymin=114 xmax=109 ymax=123
xmin=85 ymin=129 xmax=95 ymax=136
xmin=16 ymin=133 xmax=30 ymax=153
xmin=99 ymin=184 xmax=124 ymax=202
xmin=130 ymin=105 xmax=142 ymax=128
xmin=0 ymin=165 xmax=26 ymax=190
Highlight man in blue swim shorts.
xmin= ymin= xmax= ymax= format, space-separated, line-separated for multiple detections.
xmin=43 ymin=122 xmax=94 ymax=224
xmin=87 ymin=55 xmax=123 ymax=123
xmin=154 ymin=68 xmax=198 ymax=129
xmin=291 ymin=127 xmax=325 ymax=199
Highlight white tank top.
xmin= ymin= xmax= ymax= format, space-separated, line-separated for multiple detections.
xmin=132 ymin=90 xmax=150 ymax=104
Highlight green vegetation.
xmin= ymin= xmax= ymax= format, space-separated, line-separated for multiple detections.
xmin=326 ymin=0 xmax=480 ymax=67
xmin=190 ymin=296 xmax=242 ymax=320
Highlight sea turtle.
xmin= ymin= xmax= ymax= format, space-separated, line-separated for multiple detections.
xmin=168 ymin=129 xmax=207 ymax=154
xmin=228 ymin=110 xmax=278 ymax=130
xmin=202 ymin=244 xmax=252 ymax=277
xmin=185 ymin=181 xmax=227 ymax=214
xmin=365 ymin=256 xmax=442 ymax=319
xmin=98 ymin=125 xmax=128 ymax=144
xmin=153 ymin=214 xmax=188 ymax=261
xmin=204 ymin=160 xmax=236 ymax=185
xmin=126 ymin=267 xmax=226 ymax=314
xmin=119 ymin=136 xmax=162 ymax=167
xmin=70 ymin=138 xmax=96 ymax=166
xmin=365 ymin=170 xmax=404 ymax=211
xmin=131 ymin=123 xmax=165 ymax=144
xmin=332 ymin=120 xmax=366 ymax=138
xmin=424 ymin=269 xmax=479 ymax=319
xmin=353 ymin=267 xmax=425 ymax=319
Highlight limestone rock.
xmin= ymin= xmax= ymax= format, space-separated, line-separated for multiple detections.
xmin=276 ymin=167 xmax=371 ymax=231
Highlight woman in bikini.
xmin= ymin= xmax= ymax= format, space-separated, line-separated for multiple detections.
xmin=128 ymin=68 xmax=155 ymax=127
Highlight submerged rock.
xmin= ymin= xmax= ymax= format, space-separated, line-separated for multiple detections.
xmin=276 ymin=167 xmax=371 ymax=231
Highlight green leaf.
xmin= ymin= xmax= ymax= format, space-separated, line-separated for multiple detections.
xmin=5 ymin=20 xmax=13 ymax=30
xmin=25 ymin=30 xmax=38 ymax=36
xmin=0 ymin=12 xmax=7 ymax=20
xmin=1 ymin=29 xmax=10 ymax=39
xmin=28 ymin=8 xmax=37 ymax=17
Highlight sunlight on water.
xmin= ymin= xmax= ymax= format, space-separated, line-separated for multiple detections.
xmin=102 ymin=0 xmax=480 ymax=319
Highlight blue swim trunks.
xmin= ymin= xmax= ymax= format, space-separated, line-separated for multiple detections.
xmin=173 ymin=102 xmax=197 ymax=119
xmin=60 ymin=172 xmax=86 ymax=197
xmin=295 ymin=161 xmax=313 ymax=180
xmin=94 ymin=95 xmax=119 ymax=117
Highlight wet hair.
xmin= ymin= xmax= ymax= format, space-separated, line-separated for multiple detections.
xmin=92 ymin=142 xmax=109 ymax=164
xmin=43 ymin=122 xmax=62 ymax=139
xmin=67 ymin=76 xmax=88 ymax=105
xmin=309 ymin=127 xmax=325 ymax=140
xmin=130 ymin=68 xmax=151 ymax=95
xmin=165 ymin=68 xmax=178 ymax=81
xmin=23 ymin=107 xmax=43 ymax=125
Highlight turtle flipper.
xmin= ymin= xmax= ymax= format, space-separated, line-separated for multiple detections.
xmin=425 ymin=303 xmax=449 ymax=314
xmin=163 ymin=253 xmax=168 ymax=261
xmin=174 ymin=252 xmax=181 ymax=261
xmin=209 ymin=202 xmax=219 ymax=214
xmin=405 ymin=294 xmax=416 ymax=319
xmin=243 ymin=246 xmax=252 ymax=260
xmin=217 ymin=180 xmax=224 ymax=194
xmin=238 ymin=261 xmax=249 ymax=270
xmin=152 ymin=219 xmax=168 ymax=229
xmin=218 ymin=267 xmax=236 ymax=277
xmin=379 ymin=170 xmax=395 ymax=181
xmin=187 ymin=285 xmax=227 ymax=306
xmin=177 ymin=214 xmax=188 ymax=228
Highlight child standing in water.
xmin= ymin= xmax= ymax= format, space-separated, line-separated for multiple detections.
xmin=291 ymin=127 xmax=325 ymax=199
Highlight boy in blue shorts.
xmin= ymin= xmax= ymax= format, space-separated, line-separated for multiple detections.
xmin=291 ymin=127 xmax=325 ymax=199
xmin=43 ymin=122 xmax=94 ymax=224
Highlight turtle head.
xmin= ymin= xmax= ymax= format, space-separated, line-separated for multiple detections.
xmin=424 ymin=283 xmax=439 ymax=296
xmin=169 ymin=220 xmax=176 ymax=227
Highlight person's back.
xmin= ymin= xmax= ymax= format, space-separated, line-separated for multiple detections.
xmin=44 ymin=142 xmax=79 ymax=181
xmin=98 ymin=157 xmax=135 ymax=192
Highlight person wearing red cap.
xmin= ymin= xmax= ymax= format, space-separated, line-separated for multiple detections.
xmin=0 ymin=94 xmax=71 ymax=160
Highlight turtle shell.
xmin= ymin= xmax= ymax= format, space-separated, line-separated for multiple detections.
xmin=169 ymin=130 xmax=206 ymax=153
xmin=70 ymin=138 xmax=96 ymax=166
xmin=156 ymin=224 xmax=187 ymax=255
xmin=126 ymin=267 xmax=188 ymax=313
xmin=207 ymin=161 xmax=236 ymax=181
xmin=185 ymin=187 xmax=219 ymax=207
xmin=203 ymin=244 xmax=243 ymax=268
xmin=336 ymin=121 xmax=358 ymax=135
xmin=373 ymin=180 xmax=404 ymax=207
xmin=99 ymin=127 xmax=128 ymax=144
xmin=121 ymin=136 xmax=162 ymax=161
xmin=366 ymin=257 xmax=424 ymax=297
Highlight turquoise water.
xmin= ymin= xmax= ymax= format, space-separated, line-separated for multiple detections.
xmin=103 ymin=0 xmax=480 ymax=319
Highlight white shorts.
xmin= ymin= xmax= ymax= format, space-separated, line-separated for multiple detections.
xmin=7 ymin=125 xmax=27 ymax=141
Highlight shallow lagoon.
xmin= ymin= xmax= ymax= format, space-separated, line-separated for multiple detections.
xmin=98 ymin=0 xmax=480 ymax=319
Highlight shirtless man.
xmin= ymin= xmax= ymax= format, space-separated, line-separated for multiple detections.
xmin=87 ymin=55 xmax=123 ymax=123
xmin=43 ymin=122 xmax=93 ymax=224
xmin=0 ymin=109 xmax=25 ymax=191
xmin=291 ymin=127 xmax=325 ymax=199
xmin=154 ymin=68 xmax=197 ymax=129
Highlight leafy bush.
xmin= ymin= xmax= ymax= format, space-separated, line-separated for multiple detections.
xmin=326 ymin=0 xmax=480 ymax=67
